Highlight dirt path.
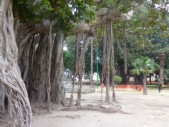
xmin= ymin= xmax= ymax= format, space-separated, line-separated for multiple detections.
xmin=33 ymin=90 xmax=169 ymax=127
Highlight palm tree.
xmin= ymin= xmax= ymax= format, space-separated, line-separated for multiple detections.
xmin=131 ymin=57 xmax=159 ymax=95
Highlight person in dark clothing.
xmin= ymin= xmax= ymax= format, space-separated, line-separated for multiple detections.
xmin=157 ymin=82 xmax=162 ymax=93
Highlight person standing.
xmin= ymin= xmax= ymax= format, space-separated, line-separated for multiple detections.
xmin=157 ymin=81 xmax=162 ymax=93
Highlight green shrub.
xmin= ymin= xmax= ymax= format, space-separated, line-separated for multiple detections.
xmin=147 ymin=84 xmax=157 ymax=89
xmin=114 ymin=75 xmax=122 ymax=83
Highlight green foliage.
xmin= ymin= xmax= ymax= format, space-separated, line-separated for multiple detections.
xmin=97 ymin=0 xmax=144 ymax=12
xmin=63 ymin=36 xmax=76 ymax=71
xmin=13 ymin=0 xmax=96 ymax=32
xmin=131 ymin=57 xmax=159 ymax=76
xmin=164 ymin=69 xmax=169 ymax=83
xmin=70 ymin=0 xmax=96 ymax=23
xmin=13 ymin=0 xmax=37 ymax=23
xmin=126 ymin=1 xmax=169 ymax=68
xmin=63 ymin=51 xmax=75 ymax=71
xmin=114 ymin=75 xmax=122 ymax=83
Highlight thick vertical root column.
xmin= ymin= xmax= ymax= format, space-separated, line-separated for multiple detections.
xmin=69 ymin=76 xmax=75 ymax=106
xmin=75 ymin=35 xmax=90 ymax=106
xmin=109 ymin=20 xmax=116 ymax=102
xmin=51 ymin=32 xmax=65 ymax=105
xmin=160 ymin=54 xmax=165 ymax=86
xmin=46 ymin=22 xmax=53 ymax=111
xmin=143 ymin=74 xmax=147 ymax=95
xmin=69 ymin=35 xmax=78 ymax=106
xmin=2 ymin=65 xmax=32 ymax=127
xmin=0 ymin=1 xmax=32 ymax=126
xmin=103 ymin=22 xmax=112 ymax=103
xmin=75 ymin=77 xmax=82 ymax=106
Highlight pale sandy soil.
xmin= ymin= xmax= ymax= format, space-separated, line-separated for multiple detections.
xmin=32 ymin=89 xmax=169 ymax=127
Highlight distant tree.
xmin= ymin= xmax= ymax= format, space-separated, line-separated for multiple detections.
xmin=131 ymin=57 xmax=159 ymax=95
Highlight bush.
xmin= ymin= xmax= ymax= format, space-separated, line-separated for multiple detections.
xmin=147 ymin=84 xmax=157 ymax=89
xmin=164 ymin=69 xmax=169 ymax=84
xmin=114 ymin=75 xmax=122 ymax=84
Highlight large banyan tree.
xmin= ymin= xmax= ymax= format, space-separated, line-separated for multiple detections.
xmin=13 ymin=0 xmax=95 ymax=107
xmin=94 ymin=0 xmax=140 ymax=103
xmin=0 ymin=0 xmax=95 ymax=126
xmin=0 ymin=0 xmax=31 ymax=126
xmin=17 ymin=22 xmax=66 ymax=106
xmin=96 ymin=8 xmax=127 ymax=102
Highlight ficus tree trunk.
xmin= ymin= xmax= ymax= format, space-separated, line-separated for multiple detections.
xmin=102 ymin=21 xmax=112 ymax=103
xmin=123 ymin=22 xmax=128 ymax=84
xmin=46 ymin=22 xmax=53 ymax=111
xmin=90 ymin=38 xmax=94 ymax=86
xmin=18 ymin=24 xmax=66 ymax=107
xmin=18 ymin=36 xmax=34 ymax=91
xmin=110 ymin=24 xmax=116 ymax=102
xmin=75 ymin=34 xmax=91 ymax=106
xmin=69 ymin=35 xmax=78 ymax=106
xmin=27 ymin=37 xmax=36 ymax=100
xmin=143 ymin=74 xmax=147 ymax=95
xmin=160 ymin=54 xmax=165 ymax=85
xmin=123 ymin=43 xmax=128 ymax=84
xmin=26 ymin=31 xmax=53 ymax=108
xmin=30 ymin=34 xmax=48 ymax=103
xmin=69 ymin=34 xmax=91 ymax=106
xmin=51 ymin=31 xmax=65 ymax=105
xmin=0 ymin=0 xmax=32 ymax=126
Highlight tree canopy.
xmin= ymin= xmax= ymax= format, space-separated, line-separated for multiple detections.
xmin=1 ymin=0 xmax=169 ymax=126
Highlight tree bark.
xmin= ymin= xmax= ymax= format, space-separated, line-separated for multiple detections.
xmin=46 ymin=22 xmax=53 ymax=111
xmin=0 ymin=1 xmax=32 ymax=126
xmin=75 ymin=34 xmax=91 ymax=106
xmin=123 ymin=43 xmax=128 ymax=84
xmin=123 ymin=22 xmax=128 ymax=84
xmin=51 ymin=31 xmax=65 ymax=105
xmin=102 ymin=21 xmax=112 ymax=103
xmin=69 ymin=35 xmax=78 ymax=106
xmin=32 ymin=35 xmax=48 ymax=102
xmin=143 ymin=74 xmax=147 ymax=95
xmin=27 ymin=38 xmax=36 ymax=100
xmin=110 ymin=21 xmax=116 ymax=101
xmin=90 ymin=38 xmax=94 ymax=86
xmin=17 ymin=23 xmax=66 ymax=107
xmin=160 ymin=54 xmax=165 ymax=85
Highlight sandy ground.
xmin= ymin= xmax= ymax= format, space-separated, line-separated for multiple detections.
xmin=32 ymin=89 xmax=169 ymax=127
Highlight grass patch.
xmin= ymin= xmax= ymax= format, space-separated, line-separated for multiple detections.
xmin=147 ymin=84 xmax=157 ymax=89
